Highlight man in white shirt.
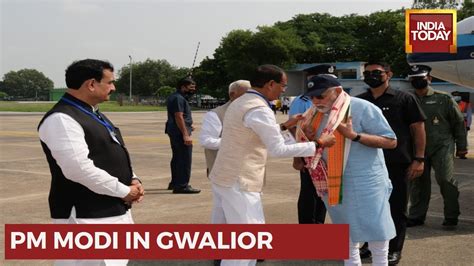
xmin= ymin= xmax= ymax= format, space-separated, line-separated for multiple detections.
xmin=199 ymin=80 xmax=251 ymax=173
xmin=199 ymin=80 xmax=250 ymax=225
xmin=209 ymin=65 xmax=335 ymax=266
xmin=38 ymin=59 xmax=144 ymax=266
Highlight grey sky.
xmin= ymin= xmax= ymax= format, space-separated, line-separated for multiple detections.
xmin=1 ymin=0 xmax=412 ymax=87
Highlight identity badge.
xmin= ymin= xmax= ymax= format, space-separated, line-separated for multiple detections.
xmin=405 ymin=9 xmax=457 ymax=53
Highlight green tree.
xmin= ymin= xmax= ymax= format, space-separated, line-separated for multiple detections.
xmin=0 ymin=81 xmax=5 ymax=98
xmin=195 ymin=4 xmax=471 ymax=93
xmin=115 ymin=59 xmax=190 ymax=96
xmin=2 ymin=69 xmax=54 ymax=100
xmin=359 ymin=10 xmax=407 ymax=76
xmin=412 ymin=0 xmax=459 ymax=9
xmin=458 ymin=1 xmax=474 ymax=20
xmin=193 ymin=56 xmax=229 ymax=99
xmin=156 ymin=85 xmax=175 ymax=100
xmin=276 ymin=11 xmax=409 ymax=76
xmin=412 ymin=0 xmax=474 ymax=21
xmin=194 ymin=26 xmax=306 ymax=98
xmin=0 ymin=91 xmax=8 ymax=100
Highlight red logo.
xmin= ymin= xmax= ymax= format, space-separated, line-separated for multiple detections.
xmin=406 ymin=9 xmax=457 ymax=53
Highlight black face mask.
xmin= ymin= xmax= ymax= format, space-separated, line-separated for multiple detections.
xmin=411 ymin=78 xmax=428 ymax=90
xmin=364 ymin=75 xmax=385 ymax=88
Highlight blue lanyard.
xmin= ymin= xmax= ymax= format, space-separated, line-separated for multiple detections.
xmin=246 ymin=91 xmax=271 ymax=107
xmin=60 ymin=97 xmax=115 ymax=133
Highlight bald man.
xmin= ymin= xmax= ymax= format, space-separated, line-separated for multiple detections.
xmin=199 ymin=80 xmax=251 ymax=176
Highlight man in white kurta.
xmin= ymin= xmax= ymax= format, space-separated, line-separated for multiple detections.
xmin=199 ymin=80 xmax=251 ymax=224
xmin=209 ymin=65 xmax=335 ymax=266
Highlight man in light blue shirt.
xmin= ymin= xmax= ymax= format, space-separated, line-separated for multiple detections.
xmin=304 ymin=74 xmax=397 ymax=265
xmin=288 ymin=95 xmax=313 ymax=117
xmin=289 ymin=64 xmax=337 ymax=225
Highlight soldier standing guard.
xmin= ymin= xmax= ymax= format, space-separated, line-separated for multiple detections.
xmin=407 ymin=65 xmax=468 ymax=229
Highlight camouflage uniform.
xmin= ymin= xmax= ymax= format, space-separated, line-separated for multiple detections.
xmin=409 ymin=87 xmax=467 ymax=223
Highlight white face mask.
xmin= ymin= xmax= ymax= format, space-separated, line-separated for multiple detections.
xmin=453 ymin=96 xmax=462 ymax=102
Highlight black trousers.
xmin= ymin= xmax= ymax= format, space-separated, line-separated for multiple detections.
xmin=298 ymin=170 xmax=327 ymax=224
xmin=168 ymin=134 xmax=193 ymax=188
xmin=387 ymin=163 xmax=410 ymax=253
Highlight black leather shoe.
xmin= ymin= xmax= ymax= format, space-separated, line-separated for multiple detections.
xmin=388 ymin=251 xmax=401 ymax=265
xmin=443 ymin=219 xmax=458 ymax=228
xmin=173 ymin=185 xmax=201 ymax=194
xmin=359 ymin=243 xmax=371 ymax=259
xmin=407 ymin=219 xmax=424 ymax=227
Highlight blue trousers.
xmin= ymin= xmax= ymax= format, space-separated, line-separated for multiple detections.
xmin=168 ymin=134 xmax=193 ymax=188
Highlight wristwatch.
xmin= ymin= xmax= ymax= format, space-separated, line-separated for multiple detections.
xmin=352 ymin=134 xmax=361 ymax=142
xmin=414 ymin=157 xmax=425 ymax=163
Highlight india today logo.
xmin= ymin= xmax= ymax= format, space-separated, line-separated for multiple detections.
xmin=406 ymin=9 xmax=457 ymax=53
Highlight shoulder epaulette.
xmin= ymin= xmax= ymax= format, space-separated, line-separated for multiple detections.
xmin=300 ymin=95 xmax=310 ymax=102
xmin=433 ymin=90 xmax=450 ymax=96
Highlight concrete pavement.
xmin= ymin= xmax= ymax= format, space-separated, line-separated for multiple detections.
xmin=1 ymin=111 xmax=473 ymax=265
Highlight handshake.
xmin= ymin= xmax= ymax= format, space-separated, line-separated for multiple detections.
xmin=123 ymin=178 xmax=145 ymax=204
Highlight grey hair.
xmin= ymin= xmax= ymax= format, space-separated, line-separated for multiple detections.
xmin=228 ymin=80 xmax=251 ymax=93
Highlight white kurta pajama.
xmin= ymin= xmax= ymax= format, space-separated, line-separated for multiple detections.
xmin=209 ymin=91 xmax=316 ymax=266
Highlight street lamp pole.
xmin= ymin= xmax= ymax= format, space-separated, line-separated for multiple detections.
xmin=128 ymin=55 xmax=133 ymax=102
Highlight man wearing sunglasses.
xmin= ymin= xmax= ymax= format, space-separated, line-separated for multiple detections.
xmin=289 ymin=64 xmax=336 ymax=226
xmin=407 ymin=65 xmax=467 ymax=230
xmin=302 ymin=74 xmax=397 ymax=265
xmin=357 ymin=61 xmax=426 ymax=265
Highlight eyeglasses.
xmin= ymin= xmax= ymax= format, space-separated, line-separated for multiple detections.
xmin=275 ymin=81 xmax=288 ymax=89
xmin=363 ymin=70 xmax=387 ymax=76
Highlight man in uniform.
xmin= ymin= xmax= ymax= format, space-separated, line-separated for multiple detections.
xmin=408 ymin=65 xmax=468 ymax=229
xmin=289 ymin=64 xmax=336 ymax=225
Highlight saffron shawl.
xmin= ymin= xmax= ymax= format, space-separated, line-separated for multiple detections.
xmin=295 ymin=91 xmax=351 ymax=206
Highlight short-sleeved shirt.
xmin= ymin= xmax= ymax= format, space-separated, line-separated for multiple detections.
xmin=358 ymin=87 xmax=426 ymax=164
xmin=165 ymin=91 xmax=193 ymax=136
xmin=288 ymin=95 xmax=313 ymax=116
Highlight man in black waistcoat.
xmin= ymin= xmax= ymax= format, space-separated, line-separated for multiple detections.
xmin=38 ymin=59 xmax=144 ymax=265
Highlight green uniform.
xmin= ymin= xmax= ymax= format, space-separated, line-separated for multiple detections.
xmin=409 ymin=87 xmax=467 ymax=222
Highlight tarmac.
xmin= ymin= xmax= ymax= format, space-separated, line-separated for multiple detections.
xmin=1 ymin=111 xmax=473 ymax=265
